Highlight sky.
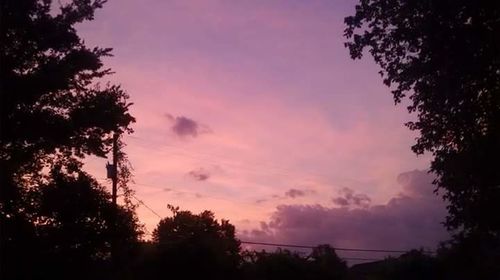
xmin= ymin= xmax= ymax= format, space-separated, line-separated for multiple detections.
xmin=77 ymin=0 xmax=449 ymax=260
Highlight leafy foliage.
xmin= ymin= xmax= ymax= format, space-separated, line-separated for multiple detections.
xmin=0 ymin=1 xmax=139 ymax=278
xmin=35 ymin=170 xmax=141 ymax=259
xmin=437 ymin=233 xmax=500 ymax=280
xmin=344 ymin=0 xmax=500 ymax=235
xmin=242 ymin=249 xmax=309 ymax=280
xmin=147 ymin=206 xmax=241 ymax=279
xmin=1 ymin=171 xmax=142 ymax=279
xmin=309 ymin=245 xmax=348 ymax=280
xmin=241 ymin=245 xmax=347 ymax=280
xmin=0 ymin=0 xmax=135 ymax=198
xmin=351 ymin=250 xmax=439 ymax=280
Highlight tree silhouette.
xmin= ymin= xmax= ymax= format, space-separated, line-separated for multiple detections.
xmin=344 ymin=0 xmax=500 ymax=236
xmin=437 ymin=232 xmax=500 ymax=280
xmin=241 ymin=249 xmax=309 ymax=280
xmin=34 ymin=171 xmax=141 ymax=279
xmin=309 ymin=245 xmax=348 ymax=280
xmin=145 ymin=206 xmax=241 ymax=279
xmin=0 ymin=0 xmax=134 ymax=208
xmin=0 ymin=1 xmax=137 ymax=278
xmin=241 ymin=246 xmax=347 ymax=280
xmin=348 ymin=249 xmax=439 ymax=280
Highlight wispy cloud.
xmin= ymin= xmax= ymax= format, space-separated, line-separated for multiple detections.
xmin=255 ymin=198 xmax=268 ymax=204
xmin=187 ymin=168 xmax=211 ymax=181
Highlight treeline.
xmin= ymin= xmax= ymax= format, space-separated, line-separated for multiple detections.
xmin=3 ymin=190 xmax=499 ymax=280
xmin=132 ymin=207 xmax=351 ymax=280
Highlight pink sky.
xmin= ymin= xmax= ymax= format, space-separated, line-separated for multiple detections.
xmin=77 ymin=0 xmax=447 ymax=253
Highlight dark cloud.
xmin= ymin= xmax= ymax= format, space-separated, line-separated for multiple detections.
xmin=332 ymin=187 xmax=371 ymax=208
xmin=241 ymin=170 xmax=449 ymax=257
xmin=285 ymin=188 xmax=306 ymax=198
xmin=256 ymin=188 xmax=315 ymax=204
xmin=187 ymin=168 xmax=210 ymax=181
xmin=165 ymin=113 xmax=211 ymax=138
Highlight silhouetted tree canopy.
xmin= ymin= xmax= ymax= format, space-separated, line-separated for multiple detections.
xmin=310 ymin=245 xmax=348 ymax=280
xmin=2 ymin=171 xmax=142 ymax=279
xmin=0 ymin=1 xmax=139 ymax=278
xmin=344 ymin=0 xmax=500 ymax=236
xmin=241 ymin=245 xmax=347 ymax=280
xmin=242 ymin=249 xmax=308 ymax=280
xmin=437 ymin=232 xmax=500 ymax=280
xmin=348 ymin=250 xmax=439 ymax=280
xmin=147 ymin=206 xmax=241 ymax=279
xmin=0 ymin=0 xmax=134 ymax=210
xmin=35 ymin=170 xmax=141 ymax=259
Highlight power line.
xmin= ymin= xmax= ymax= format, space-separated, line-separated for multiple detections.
xmin=239 ymin=241 xmax=429 ymax=254
xmin=128 ymin=193 xmax=435 ymax=256
xmin=246 ymin=251 xmax=382 ymax=261
xmin=343 ymin=257 xmax=382 ymax=261
xmin=131 ymin=194 xmax=162 ymax=219
xmin=124 ymin=180 xmax=435 ymax=254
xmin=93 ymin=136 xmax=437 ymax=262
xmin=122 ymin=189 xmax=383 ymax=262
xmin=98 ymin=178 xmax=436 ymax=256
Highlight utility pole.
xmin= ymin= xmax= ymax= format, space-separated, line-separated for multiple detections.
xmin=111 ymin=132 xmax=119 ymax=206
xmin=106 ymin=132 xmax=119 ymax=267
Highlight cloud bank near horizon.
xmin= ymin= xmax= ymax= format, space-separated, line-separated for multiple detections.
xmin=241 ymin=170 xmax=449 ymax=254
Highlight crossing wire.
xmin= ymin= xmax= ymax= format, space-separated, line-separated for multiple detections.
xmin=130 ymin=192 xmax=435 ymax=256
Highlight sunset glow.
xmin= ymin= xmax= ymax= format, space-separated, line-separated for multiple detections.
xmin=80 ymin=0 xmax=446 ymax=252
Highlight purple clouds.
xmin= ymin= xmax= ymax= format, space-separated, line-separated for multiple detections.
xmin=165 ymin=113 xmax=211 ymax=138
xmin=256 ymin=188 xmax=316 ymax=203
xmin=241 ymin=170 xmax=449 ymax=258
xmin=285 ymin=188 xmax=306 ymax=198
xmin=332 ymin=187 xmax=371 ymax=208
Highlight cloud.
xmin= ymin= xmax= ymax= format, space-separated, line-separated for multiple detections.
xmin=187 ymin=168 xmax=210 ymax=181
xmin=285 ymin=188 xmax=306 ymax=198
xmin=241 ymin=170 xmax=449 ymax=256
xmin=165 ymin=113 xmax=211 ymax=138
xmin=194 ymin=193 xmax=204 ymax=198
xmin=332 ymin=187 xmax=371 ymax=208
xmin=256 ymin=188 xmax=316 ymax=204
xmin=255 ymin=198 xmax=268 ymax=204
xmin=397 ymin=169 xmax=436 ymax=198
xmin=284 ymin=188 xmax=316 ymax=199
